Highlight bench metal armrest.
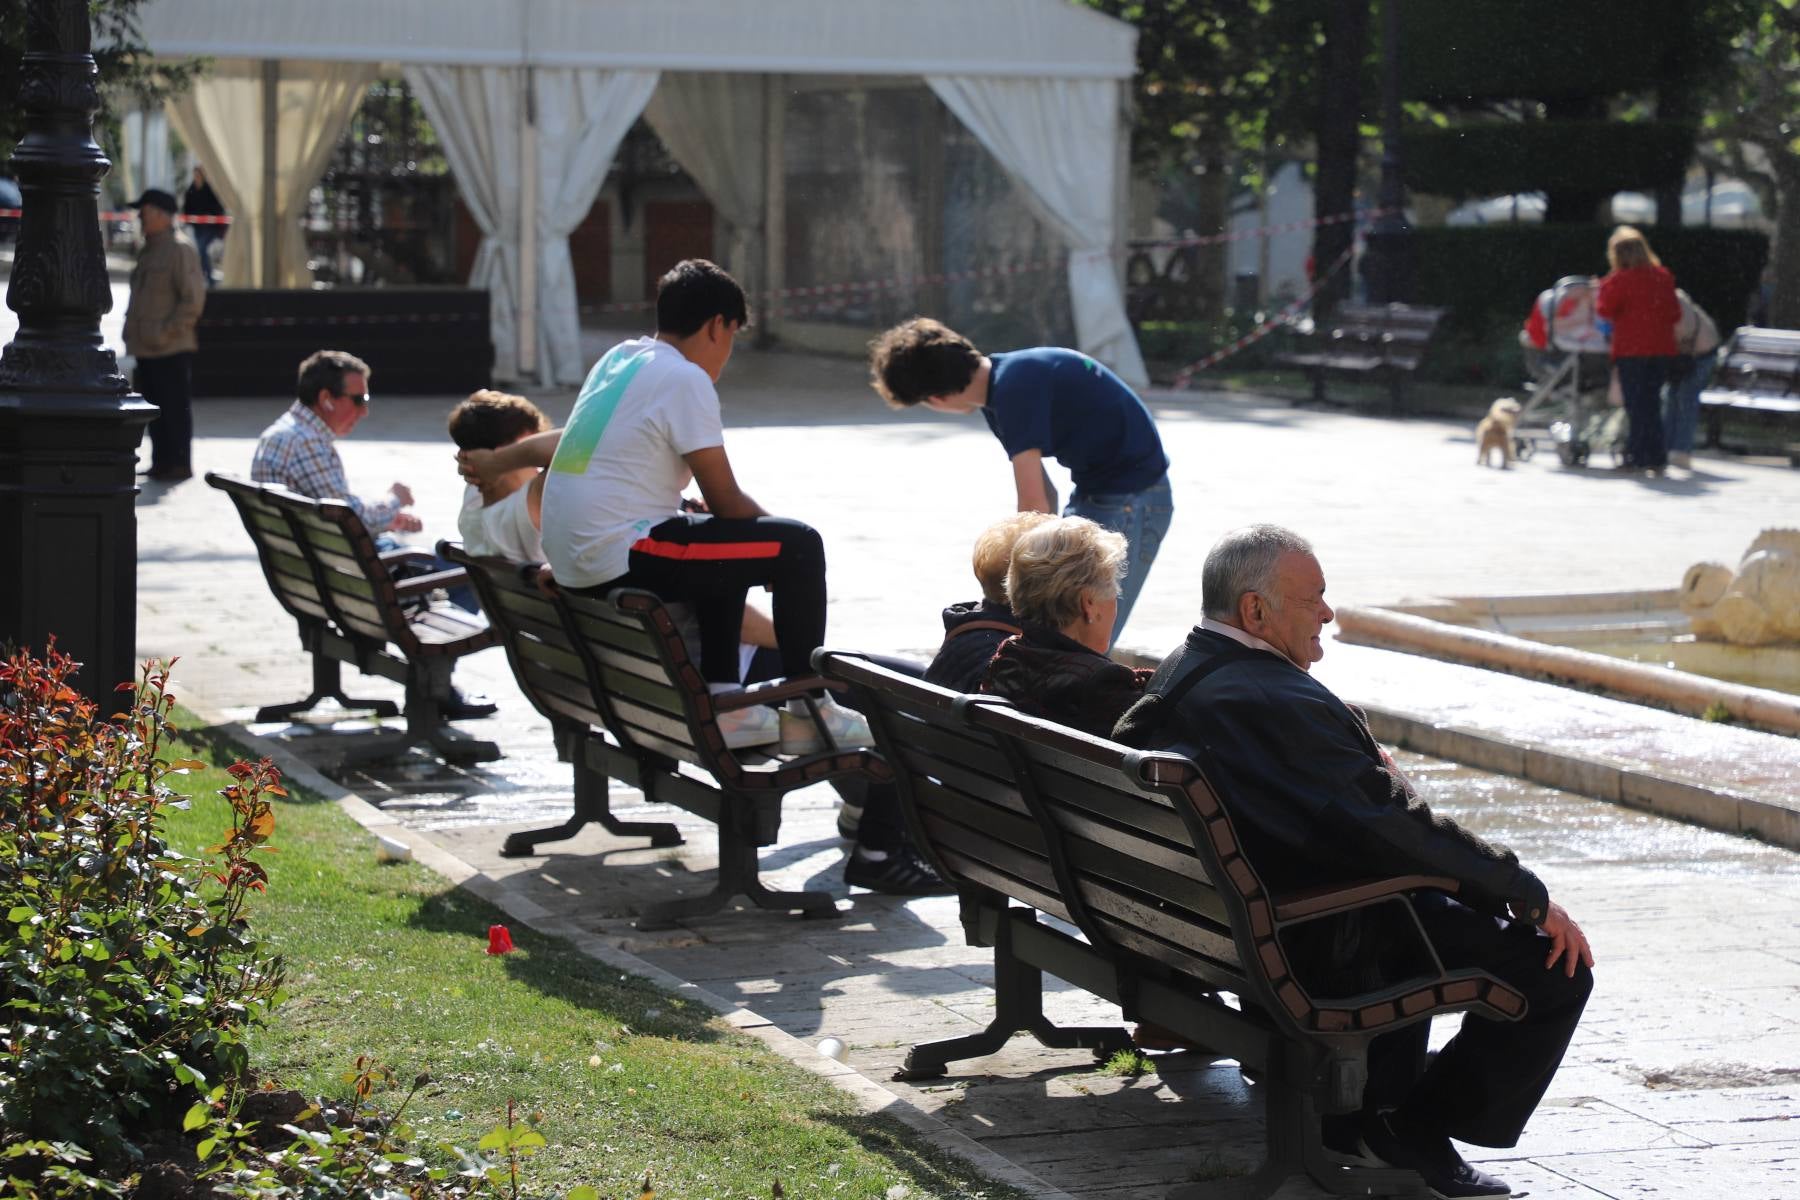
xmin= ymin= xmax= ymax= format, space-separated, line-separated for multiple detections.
xmin=381 ymin=547 xmax=436 ymax=567
xmin=1272 ymin=874 xmax=1459 ymax=922
xmin=712 ymin=673 xmax=845 ymax=711
xmin=393 ymin=567 xmax=469 ymax=597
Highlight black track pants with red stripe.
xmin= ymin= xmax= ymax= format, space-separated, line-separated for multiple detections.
xmin=585 ymin=512 xmax=827 ymax=684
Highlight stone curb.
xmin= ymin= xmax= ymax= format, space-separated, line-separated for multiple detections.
xmin=215 ymin=723 xmax=1079 ymax=1200
xmin=1353 ymin=705 xmax=1800 ymax=852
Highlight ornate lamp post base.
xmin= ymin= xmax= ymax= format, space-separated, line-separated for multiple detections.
xmin=0 ymin=0 xmax=157 ymax=698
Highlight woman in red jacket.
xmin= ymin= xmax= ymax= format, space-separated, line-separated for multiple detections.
xmin=1595 ymin=226 xmax=1682 ymax=474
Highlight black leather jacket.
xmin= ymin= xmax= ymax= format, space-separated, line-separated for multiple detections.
xmin=1114 ymin=627 xmax=1548 ymax=923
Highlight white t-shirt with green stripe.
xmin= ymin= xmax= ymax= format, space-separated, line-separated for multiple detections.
xmin=540 ymin=337 xmax=724 ymax=588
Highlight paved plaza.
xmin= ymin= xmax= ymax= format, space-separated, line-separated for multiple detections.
xmin=103 ymin=332 xmax=1800 ymax=1197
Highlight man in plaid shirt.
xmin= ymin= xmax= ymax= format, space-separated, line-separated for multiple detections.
xmin=251 ymin=350 xmax=420 ymax=536
xmin=252 ymin=349 xmax=492 ymax=718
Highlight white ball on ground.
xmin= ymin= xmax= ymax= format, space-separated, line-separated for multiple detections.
xmin=817 ymin=1037 xmax=847 ymax=1062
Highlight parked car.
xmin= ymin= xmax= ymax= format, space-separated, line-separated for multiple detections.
xmin=0 ymin=176 xmax=20 ymax=244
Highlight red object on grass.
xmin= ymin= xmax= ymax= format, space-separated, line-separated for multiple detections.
xmin=486 ymin=924 xmax=514 ymax=955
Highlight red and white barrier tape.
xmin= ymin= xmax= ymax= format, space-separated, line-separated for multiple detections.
xmin=1168 ymin=244 xmax=1357 ymax=389
xmin=0 ymin=208 xmax=231 ymax=224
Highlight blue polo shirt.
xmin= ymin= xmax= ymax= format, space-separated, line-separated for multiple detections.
xmin=981 ymin=348 xmax=1168 ymax=495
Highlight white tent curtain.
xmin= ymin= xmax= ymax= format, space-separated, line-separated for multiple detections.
xmin=166 ymin=59 xmax=375 ymax=288
xmin=643 ymin=72 xmax=766 ymax=301
xmin=925 ymin=76 xmax=1147 ymax=387
xmin=533 ymin=67 xmax=661 ymax=385
xmin=405 ymin=64 xmax=526 ymax=381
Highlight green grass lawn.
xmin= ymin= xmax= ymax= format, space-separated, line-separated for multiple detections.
xmin=161 ymin=719 xmax=1020 ymax=1200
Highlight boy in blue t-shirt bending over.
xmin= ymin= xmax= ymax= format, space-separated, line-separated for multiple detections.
xmin=869 ymin=318 xmax=1171 ymax=646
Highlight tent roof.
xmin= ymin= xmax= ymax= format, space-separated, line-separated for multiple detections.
xmin=137 ymin=0 xmax=1138 ymax=79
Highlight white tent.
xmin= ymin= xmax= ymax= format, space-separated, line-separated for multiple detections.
xmin=138 ymin=0 xmax=1146 ymax=387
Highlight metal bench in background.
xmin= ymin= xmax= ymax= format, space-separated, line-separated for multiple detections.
xmin=1699 ymin=326 xmax=1800 ymax=466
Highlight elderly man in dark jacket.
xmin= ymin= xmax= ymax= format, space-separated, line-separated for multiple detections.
xmin=1114 ymin=524 xmax=1593 ymax=1200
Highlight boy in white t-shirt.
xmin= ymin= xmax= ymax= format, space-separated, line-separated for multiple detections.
xmin=463 ymin=259 xmax=866 ymax=754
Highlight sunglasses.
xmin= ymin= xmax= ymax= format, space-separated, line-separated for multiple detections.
xmin=335 ymin=391 xmax=370 ymax=408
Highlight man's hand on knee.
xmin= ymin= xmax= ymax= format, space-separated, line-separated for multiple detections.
xmin=1537 ymin=901 xmax=1594 ymax=977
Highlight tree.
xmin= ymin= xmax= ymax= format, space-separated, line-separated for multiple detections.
xmin=1701 ymin=2 xmax=1800 ymax=326
xmin=1395 ymin=0 xmax=1728 ymax=224
xmin=0 ymin=0 xmax=200 ymax=163
xmin=1076 ymin=1 xmax=1366 ymax=314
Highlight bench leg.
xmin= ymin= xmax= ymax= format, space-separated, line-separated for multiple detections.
xmin=404 ymin=662 xmax=500 ymax=765
xmin=1166 ymin=1046 xmax=1429 ymax=1200
xmin=634 ymin=817 xmax=835 ymax=931
xmin=1309 ymin=367 xmax=1326 ymax=407
xmin=894 ymin=911 xmax=1131 ymax=1081
xmin=501 ymin=759 xmax=683 ymax=857
xmin=253 ymin=652 xmax=401 ymax=723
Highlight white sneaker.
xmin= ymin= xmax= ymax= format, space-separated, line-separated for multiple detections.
xmin=1669 ymin=451 xmax=1692 ymax=469
xmin=779 ymin=701 xmax=872 ymax=756
xmin=716 ymin=705 xmax=780 ymax=749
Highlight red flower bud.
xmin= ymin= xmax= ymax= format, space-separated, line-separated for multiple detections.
xmin=486 ymin=924 xmax=514 ymax=955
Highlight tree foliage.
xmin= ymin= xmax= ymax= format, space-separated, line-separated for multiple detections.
xmin=1699 ymin=0 xmax=1800 ymax=325
xmin=1076 ymin=0 xmax=1331 ymax=175
xmin=0 ymin=0 xmax=202 ymax=165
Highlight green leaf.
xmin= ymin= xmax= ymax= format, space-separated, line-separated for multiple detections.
xmin=183 ymin=1102 xmax=209 ymax=1131
xmin=6 ymin=906 xmax=33 ymax=923
xmin=477 ymin=1127 xmax=510 ymax=1153
xmin=195 ymin=1137 xmax=218 ymax=1161
xmin=567 ymin=1188 xmax=601 ymax=1200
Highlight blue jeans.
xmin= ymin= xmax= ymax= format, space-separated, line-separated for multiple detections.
xmin=1066 ymin=474 xmax=1173 ymax=647
xmin=1614 ymin=357 xmax=1670 ymax=469
xmin=1662 ymin=351 xmax=1716 ymax=455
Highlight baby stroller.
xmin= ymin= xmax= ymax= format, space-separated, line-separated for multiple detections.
xmin=1513 ymin=275 xmax=1622 ymax=467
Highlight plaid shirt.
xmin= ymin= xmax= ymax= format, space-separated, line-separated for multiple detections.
xmin=250 ymin=401 xmax=402 ymax=533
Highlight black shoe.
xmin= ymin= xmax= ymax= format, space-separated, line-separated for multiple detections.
xmin=440 ymin=689 xmax=498 ymax=721
xmin=1359 ymin=1114 xmax=1512 ymax=1198
xmin=145 ymin=466 xmax=193 ymax=483
xmin=844 ymin=845 xmax=953 ymax=897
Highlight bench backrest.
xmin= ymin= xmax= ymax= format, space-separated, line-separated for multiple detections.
xmin=817 ymin=651 xmax=1319 ymax=1031
xmin=1327 ymin=303 xmax=1446 ymax=363
xmin=1716 ymin=327 xmax=1800 ymax=397
xmin=441 ymin=544 xmax=606 ymax=736
xmin=269 ymin=492 xmax=422 ymax=655
xmin=206 ymin=473 xmax=333 ymax=629
xmin=556 ymin=588 xmax=743 ymax=780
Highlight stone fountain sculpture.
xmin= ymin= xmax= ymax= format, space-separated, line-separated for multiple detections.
xmin=1680 ymin=529 xmax=1800 ymax=646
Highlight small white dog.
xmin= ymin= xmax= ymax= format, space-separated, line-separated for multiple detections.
xmin=1475 ymin=398 xmax=1523 ymax=468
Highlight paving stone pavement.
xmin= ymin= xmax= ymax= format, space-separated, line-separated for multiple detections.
xmin=125 ymin=338 xmax=1800 ymax=1198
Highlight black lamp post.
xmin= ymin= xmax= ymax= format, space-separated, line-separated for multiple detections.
xmin=0 ymin=0 xmax=157 ymax=699
xmin=1362 ymin=0 xmax=1415 ymax=304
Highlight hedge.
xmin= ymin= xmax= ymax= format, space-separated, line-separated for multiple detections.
xmin=1402 ymin=120 xmax=1696 ymax=200
xmin=1411 ymin=224 xmax=1769 ymax=337
xmin=1397 ymin=0 xmax=1688 ymax=102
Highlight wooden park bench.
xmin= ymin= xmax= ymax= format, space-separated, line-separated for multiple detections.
xmin=1699 ymin=326 xmax=1800 ymax=466
xmin=1275 ymin=301 xmax=1446 ymax=411
xmin=817 ymin=650 xmax=1527 ymax=1200
xmin=445 ymin=543 xmax=889 ymax=931
xmin=207 ymin=473 xmax=499 ymax=765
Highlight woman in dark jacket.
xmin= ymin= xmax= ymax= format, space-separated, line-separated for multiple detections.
xmin=1595 ymin=225 xmax=1681 ymax=474
xmin=979 ymin=516 xmax=1151 ymax=737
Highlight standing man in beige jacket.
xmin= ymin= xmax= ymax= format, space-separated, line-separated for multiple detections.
xmin=123 ymin=188 xmax=207 ymax=483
